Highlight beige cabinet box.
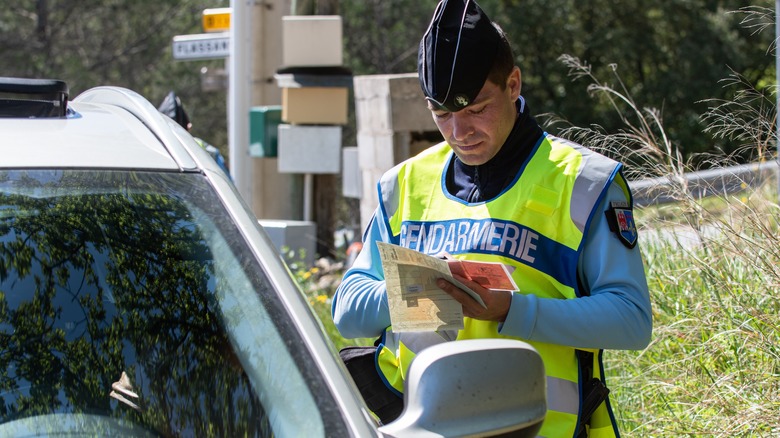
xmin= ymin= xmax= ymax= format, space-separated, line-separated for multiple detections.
xmin=281 ymin=87 xmax=348 ymax=125
xmin=282 ymin=16 xmax=343 ymax=67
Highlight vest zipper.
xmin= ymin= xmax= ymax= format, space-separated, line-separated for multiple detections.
xmin=470 ymin=166 xmax=481 ymax=202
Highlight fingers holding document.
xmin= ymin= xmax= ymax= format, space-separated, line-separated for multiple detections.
xmin=437 ymin=276 xmax=512 ymax=322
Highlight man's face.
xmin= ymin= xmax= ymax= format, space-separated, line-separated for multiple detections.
xmin=428 ymin=67 xmax=521 ymax=166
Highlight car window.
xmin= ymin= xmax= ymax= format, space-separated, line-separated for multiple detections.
xmin=0 ymin=170 xmax=344 ymax=437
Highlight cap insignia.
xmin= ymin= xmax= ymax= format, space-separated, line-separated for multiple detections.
xmin=454 ymin=94 xmax=470 ymax=108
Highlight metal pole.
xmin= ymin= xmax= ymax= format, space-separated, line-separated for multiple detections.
xmin=229 ymin=0 xmax=254 ymax=206
xmin=303 ymin=173 xmax=313 ymax=221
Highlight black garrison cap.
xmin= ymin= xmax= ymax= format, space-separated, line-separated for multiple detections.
xmin=418 ymin=0 xmax=501 ymax=112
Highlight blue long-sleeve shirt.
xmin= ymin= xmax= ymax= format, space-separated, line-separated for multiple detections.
xmin=332 ymin=98 xmax=652 ymax=351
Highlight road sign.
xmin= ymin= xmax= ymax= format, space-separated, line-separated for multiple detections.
xmin=172 ymin=32 xmax=230 ymax=60
xmin=203 ymin=8 xmax=231 ymax=33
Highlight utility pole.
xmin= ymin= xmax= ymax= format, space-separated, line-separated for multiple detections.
xmin=229 ymin=0 xmax=252 ymax=200
xmin=230 ymin=0 xmax=300 ymax=219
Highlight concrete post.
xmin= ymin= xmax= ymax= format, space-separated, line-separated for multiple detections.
xmin=353 ymin=73 xmax=442 ymax=231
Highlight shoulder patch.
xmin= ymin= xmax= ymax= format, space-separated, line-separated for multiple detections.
xmin=605 ymin=201 xmax=638 ymax=249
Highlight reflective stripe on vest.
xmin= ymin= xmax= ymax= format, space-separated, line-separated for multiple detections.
xmin=375 ymin=135 xmax=625 ymax=437
xmin=376 ymin=328 xmax=453 ymax=394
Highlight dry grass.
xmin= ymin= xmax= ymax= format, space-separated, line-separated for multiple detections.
xmin=550 ymin=37 xmax=780 ymax=435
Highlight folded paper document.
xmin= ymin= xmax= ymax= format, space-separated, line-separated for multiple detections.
xmin=378 ymin=242 xmax=518 ymax=332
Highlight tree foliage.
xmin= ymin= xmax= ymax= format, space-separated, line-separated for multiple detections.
xmin=2 ymin=0 xmax=774 ymax=162
xmin=0 ymin=0 xmax=230 ymax=156
xmin=339 ymin=0 xmax=775 ymax=161
xmin=1 ymin=0 xmax=776 ymax=241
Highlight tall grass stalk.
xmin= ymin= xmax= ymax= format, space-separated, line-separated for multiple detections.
xmin=549 ymin=20 xmax=779 ymax=434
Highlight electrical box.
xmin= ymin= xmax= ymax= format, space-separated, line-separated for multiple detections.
xmin=249 ymin=106 xmax=282 ymax=157
xmin=277 ymin=124 xmax=341 ymax=174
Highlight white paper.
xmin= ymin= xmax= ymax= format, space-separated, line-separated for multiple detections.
xmin=378 ymin=242 xmax=487 ymax=332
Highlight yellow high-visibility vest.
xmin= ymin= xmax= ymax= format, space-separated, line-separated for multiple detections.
xmin=376 ymin=136 xmax=630 ymax=437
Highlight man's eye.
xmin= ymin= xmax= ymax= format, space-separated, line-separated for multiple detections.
xmin=434 ymin=112 xmax=451 ymax=120
xmin=469 ymin=106 xmax=486 ymax=115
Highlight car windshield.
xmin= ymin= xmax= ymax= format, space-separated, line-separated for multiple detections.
xmin=0 ymin=170 xmax=343 ymax=437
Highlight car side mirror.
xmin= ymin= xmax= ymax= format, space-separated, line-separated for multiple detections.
xmin=379 ymin=339 xmax=546 ymax=437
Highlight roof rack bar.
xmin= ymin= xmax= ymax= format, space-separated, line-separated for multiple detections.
xmin=0 ymin=77 xmax=69 ymax=117
xmin=0 ymin=77 xmax=68 ymax=96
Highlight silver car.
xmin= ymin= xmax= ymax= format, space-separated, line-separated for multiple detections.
xmin=0 ymin=77 xmax=546 ymax=437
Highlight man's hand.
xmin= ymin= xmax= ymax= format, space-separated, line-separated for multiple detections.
xmin=436 ymin=275 xmax=512 ymax=322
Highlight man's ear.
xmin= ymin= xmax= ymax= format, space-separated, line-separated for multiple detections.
xmin=508 ymin=66 xmax=522 ymax=99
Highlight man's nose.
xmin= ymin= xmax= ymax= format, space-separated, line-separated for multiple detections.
xmin=450 ymin=113 xmax=474 ymax=142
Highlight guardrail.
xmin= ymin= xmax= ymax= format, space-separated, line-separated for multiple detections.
xmin=629 ymin=161 xmax=779 ymax=207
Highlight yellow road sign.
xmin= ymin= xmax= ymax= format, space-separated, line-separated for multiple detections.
xmin=203 ymin=8 xmax=230 ymax=33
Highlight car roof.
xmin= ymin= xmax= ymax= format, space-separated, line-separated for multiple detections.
xmin=0 ymin=83 xmax=206 ymax=173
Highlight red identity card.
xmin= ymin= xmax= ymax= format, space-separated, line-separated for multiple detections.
xmin=448 ymin=260 xmax=518 ymax=291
